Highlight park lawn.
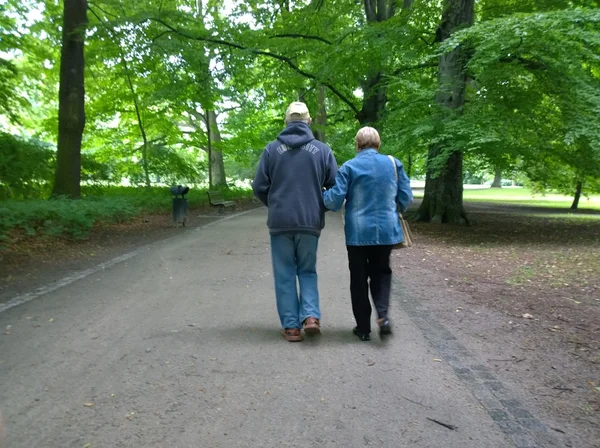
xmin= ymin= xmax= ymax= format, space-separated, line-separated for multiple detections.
xmin=412 ymin=187 xmax=600 ymax=211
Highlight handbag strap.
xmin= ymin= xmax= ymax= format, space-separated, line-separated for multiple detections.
xmin=387 ymin=155 xmax=401 ymax=217
xmin=387 ymin=155 xmax=398 ymax=183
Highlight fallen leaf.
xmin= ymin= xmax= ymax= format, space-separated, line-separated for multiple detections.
xmin=83 ymin=402 xmax=95 ymax=408
xmin=48 ymin=318 xmax=55 ymax=323
xmin=433 ymin=359 xmax=442 ymax=362
xmin=83 ymin=444 xmax=92 ymax=448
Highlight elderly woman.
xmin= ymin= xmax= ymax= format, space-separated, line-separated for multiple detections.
xmin=323 ymin=127 xmax=413 ymax=341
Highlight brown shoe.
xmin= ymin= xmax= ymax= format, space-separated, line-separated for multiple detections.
xmin=282 ymin=328 xmax=303 ymax=342
xmin=303 ymin=317 xmax=321 ymax=335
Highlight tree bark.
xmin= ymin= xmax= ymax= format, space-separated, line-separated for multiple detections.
xmin=124 ymin=67 xmax=151 ymax=187
xmin=207 ymin=110 xmax=227 ymax=187
xmin=491 ymin=166 xmax=502 ymax=188
xmin=357 ymin=71 xmax=387 ymax=126
xmin=314 ymin=85 xmax=327 ymax=142
xmin=571 ymin=180 xmax=583 ymax=210
xmin=417 ymin=0 xmax=474 ymax=224
xmin=52 ymin=0 xmax=88 ymax=198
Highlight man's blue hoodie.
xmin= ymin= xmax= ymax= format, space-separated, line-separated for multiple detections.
xmin=252 ymin=121 xmax=338 ymax=236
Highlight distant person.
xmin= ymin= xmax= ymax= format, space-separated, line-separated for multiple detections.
xmin=323 ymin=127 xmax=413 ymax=341
xmin=252 ymin=102 xmax=338 ymax=342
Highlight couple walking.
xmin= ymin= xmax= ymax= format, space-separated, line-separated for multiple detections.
xmin=252 ymin=102 xmax=413 ymax=342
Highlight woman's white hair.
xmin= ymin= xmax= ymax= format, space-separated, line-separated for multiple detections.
xmin=355 ymin=126 xmax=381 ymax=151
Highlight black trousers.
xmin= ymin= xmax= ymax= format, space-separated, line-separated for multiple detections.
xmin=347 ymin=245 xmax=393 ymax=334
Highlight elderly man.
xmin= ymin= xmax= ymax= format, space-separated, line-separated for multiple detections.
xmin=252 ymin=102 xmax=338 ymax=342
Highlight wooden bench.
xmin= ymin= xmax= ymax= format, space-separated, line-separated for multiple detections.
xmin=207 ymin=191 xmax=236 ymax=213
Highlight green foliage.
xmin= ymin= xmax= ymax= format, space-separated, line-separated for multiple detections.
xmin=411 ymin=7 xmax=600 ymax=197
xmin=0 ymin=185 xmax=254 ymax=243
xmin=0 ymin=197 xmax=138 ymax=242
xmin=0 ymin=132 xmax=54 ymax=199
xmin=3 ymin=0 xmax=600 ymax=211
xmin=0 ymin=58 xmax=24 ymax=123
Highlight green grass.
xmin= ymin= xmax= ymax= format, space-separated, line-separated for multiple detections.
xmin=506 ymin=266 xmax=536 ymax=285
xmin=412 ymin=187 xmax=600 ymax=211
xmin=0 ymin=185 xmax=254 ymax=244
xmin=522 ymin=213 xmax=600 ymax=221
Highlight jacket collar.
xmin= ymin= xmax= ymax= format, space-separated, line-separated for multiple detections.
xmin=357 ymin=148 xmax=378 ymax=156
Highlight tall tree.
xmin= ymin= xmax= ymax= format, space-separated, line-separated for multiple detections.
xmin=358 ymin=0 xmax=414 ymax=126
xmin=52 ymin=0 xmax=88 ymax=198
xmin=417 ymin=0 xmax=474 ymax=224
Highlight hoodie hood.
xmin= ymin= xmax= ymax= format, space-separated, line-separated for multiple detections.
xmin=277 ymin=121 xmax=315 ymax=148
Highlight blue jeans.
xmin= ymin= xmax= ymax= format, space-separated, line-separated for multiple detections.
xmin=270 ymin=233 xmax=320 ymax=329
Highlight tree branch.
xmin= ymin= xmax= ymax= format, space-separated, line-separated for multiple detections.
xmin=391 ymin=61 xmax=438 ymax=76
xmin=499 ymin=55 xmax=547 ymax=70
xmin=147 ymin=18 xmax=361 ymax=116
xmin=151 ymin=30 xmax=177 ymax=42
xmin=87 ymin=1 xmax=119 ymax=19
xmin=269 ymin=33 xmax=332 ymax=44
xmin=187 ymin=108 xmax=206 ymax=123
xmin=418 ymin=35 xmax=435 ymax=46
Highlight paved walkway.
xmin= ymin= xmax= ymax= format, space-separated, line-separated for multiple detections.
xmin=0 ymin=209 xmax=553 ymax=447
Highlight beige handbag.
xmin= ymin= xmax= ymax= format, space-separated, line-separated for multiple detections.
xmin=388 ymin=155 xmax=413 ymax=249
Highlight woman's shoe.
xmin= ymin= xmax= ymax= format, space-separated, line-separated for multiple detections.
xmin=353 ymin=327 xmax=371 ymax=341
xmin=378 ymin=318 xmax=392 ymax=336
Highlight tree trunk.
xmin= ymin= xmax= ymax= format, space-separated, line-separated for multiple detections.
xmin=207 ymin=110 xmax=227 ymax=187
xmin=314 ymin=85 xmax=327 ymax=142
xmin=491 ymin=166 xmax=502 ymax=188
xmin=571 ymin=180 xmax=583 ymax=210
xmin=52 ymin=0 xmax=88 ymax=198
xmin=419 ymin=150 xmax=467 ymax=224
xmin=124 ymin=68 xmax=151 ymax=187
xmin=357 ymin=71 xmax=387 ymax=127
xmin=357 ymin=0 xmax=413 ymax=127
xmin=417 ymin=0 xmax=474 ymax=224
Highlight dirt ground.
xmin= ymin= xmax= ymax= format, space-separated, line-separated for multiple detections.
xmin=393 ymin=203 xmax=600 ymax=445
xmin=1 ymin=199 xmax=599 ymax=445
